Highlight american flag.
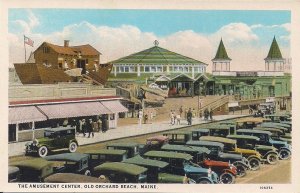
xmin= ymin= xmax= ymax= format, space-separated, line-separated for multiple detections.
xmin=24 ymin=35 xmax=34 ymax=47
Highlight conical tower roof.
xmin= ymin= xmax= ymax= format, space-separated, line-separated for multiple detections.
xmin=110 ymin=41 xmax=207 ymax=65
xmin=213 ymin=39 xmax=231 ymax=60
xmin=265 ymin=36 xmax=283 ymax=59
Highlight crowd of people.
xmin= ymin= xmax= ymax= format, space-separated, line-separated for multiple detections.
xmin=63 ymin=115 xmax=109 ymax=137
xmin=169 ymin=106 xmax=214 ymax=126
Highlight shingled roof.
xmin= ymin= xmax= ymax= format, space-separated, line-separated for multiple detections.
xmin=212 ymin=39 xmax=231 ymax=60
xmin=110 ymin=45 xmax=208 ymax=65
xmin=265 ymin=37 xmax=283 ymax=59
xmin=37 ymin=42 xmax=101 ymax=56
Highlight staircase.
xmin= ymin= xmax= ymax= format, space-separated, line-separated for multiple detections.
xmin=200 ymin=95 xmax=231 ymax=112
xmin=82 ymin=74 xmax=103 ymax=85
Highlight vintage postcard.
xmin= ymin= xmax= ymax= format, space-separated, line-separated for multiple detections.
xmin=1 ymin=0 xmax=300 ymax=192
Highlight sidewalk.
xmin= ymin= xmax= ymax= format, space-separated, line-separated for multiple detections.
xmin=9 ymin=114 xmax=247 ymax=157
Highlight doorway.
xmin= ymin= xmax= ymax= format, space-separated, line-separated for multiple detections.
xmin=9 ymin=124 xmax=16 ymax=142
xmin=77 ymin=59 xmax=86 ymax=74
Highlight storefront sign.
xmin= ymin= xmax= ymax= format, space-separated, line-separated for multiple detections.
xmin=236 ymin=71 xmax=257 ymax=77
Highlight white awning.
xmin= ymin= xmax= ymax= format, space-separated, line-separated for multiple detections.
xmin=9 ymin=106 xmax=47 ymax=124
xmin=101 ymin=100 xmax=128 ymax=113
xmin=37 ymin=102 xmax=112 ymax=119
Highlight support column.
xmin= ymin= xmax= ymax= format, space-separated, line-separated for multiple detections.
xmin=137 ymin=65 xmax=140 ymax=77
xmin=114 ymin=113 xmax=118 ymax=128
xmin=32 ymin=121 xmax=35 ymax=140
xmin=167 ymin=65 xmax=170 ymax=73
xmin=114 ymin=65 xmax=117 ymax=77
xmin=192 ymin=66 xmax=195 ymax=79
xmin=16 ymin=123 xmax=19 ymax=142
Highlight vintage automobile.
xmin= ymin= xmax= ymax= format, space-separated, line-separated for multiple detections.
xmin=190 ymin=129 xmax=210 ymax=140
xmin=106 ymin=142 xmax=142 ymax=158
xmin=186 ymin=140 xmax=249 ymax=177
xmin=143 ymin=150 xmax=219 ymax=184
xmin=85 ymin=149 xmax=128 ymax=169
xmin=160 ymin=144 xmax=236 ymax=184
xmin=227 ymin=135 xmax=279 ymax=165
xmin=203 ymin=125 xmax=236 ymax=137
xmin=162 ymin=131 xmax=192 ymax=145
xmin=25 ymin=126 xmax=78 ymax=157
xmin=237 ymin=129 xmax=292 ymax=160
xmin=93 ymin=162 xmax=148 ymax=183
xmin=143 ymin=135 xmax=170 ymax=152
xmin=44 ymin=173 xmax=109 ymax=183
xmin=11 ymin=158 xmax=53 ymax=182
xmin=200 ymin=136 xmax=262 ymax=171
xmin=265 ymin=113 xmax=291 ymax=123
xmin=158 ymin=172 xmax=196 ymax=184
xmin=253 ymin=127 xmax=291 ymax=144
xmin=8 ymin=166 xmax=20 ymax=182
xmin=235 ymin=117 xmax=267 ymax=129
xmin=45 ymin=153 xmax=91 ymax=175
xmin=259 ymin=122 xmax=291 ymax=133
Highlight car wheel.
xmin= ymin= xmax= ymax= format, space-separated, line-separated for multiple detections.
xmin=84 ymin=170 xmax=91 ymax=176
xmin=279 ymin=149 xmax=291 ymax=160
xmin=69 ymin=142 xmax=78 ymax=153
xmin=248 ymin=157 xmax=261 ymax=171
xmin=234 ymin=164 xmax=246 ymax=177
xmin=266 ymin=153 xmax=279 ymax=165
xmin=38 ymin=146 xmax=48 ymax=157
xmin=197 ymin=178 xmax=212 ymax=184
xmin=219 ymin=173 xmax=235 ymax=184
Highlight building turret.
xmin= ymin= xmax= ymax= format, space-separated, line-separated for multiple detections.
xmin=212 ymin=39 xmax=231 ymax=72
xmin=264 ymin=36 xmax=285 ymax=72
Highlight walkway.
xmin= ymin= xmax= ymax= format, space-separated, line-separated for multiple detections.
xmin=9 ymin=114 xmax=247 ymax=157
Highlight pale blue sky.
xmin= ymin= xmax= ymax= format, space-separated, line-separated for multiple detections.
xmin=8 ymin=9 xmax=291 ymax=70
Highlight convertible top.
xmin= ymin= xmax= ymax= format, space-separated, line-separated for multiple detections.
xmin=200 ymin=136 xmax=236 ymax=144
xmin=161 ymin=144 xmax=210 ymax=154
xmin=237 ymin=129 xmax=272 ymax=135
xmin=44 ymin=126 xmax=75 ymax=132
xmin=44 ymin=173 xmax=109 ymax=183
xmin=236 ymin=117 xmax=267 ymax=123
xmin=11 ymin=158 xmax=52 ymax=170
xmin=144 ymin=151 xmax=193 ymax=161
xmin=106 ymin=142 xmax=140 ymax=148
xmin=227 ymin=135 xmax=260 ymax=141
xmin=186 ymin=140 xmax=224 ymax=148
xmin=94 ymin=162 xmax=147 ymax=175
xmin=85 ymin=149 xmax=127 ymax=155
xmin=122 ymin=155 xmax=168 ymax=168
xmin=45 ymin=153 xmax=89 ymax=162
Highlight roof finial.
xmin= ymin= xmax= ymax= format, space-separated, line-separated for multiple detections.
xmin=154 ymin=40 xmax=159 ymax=46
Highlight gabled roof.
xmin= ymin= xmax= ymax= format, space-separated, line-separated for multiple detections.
xmin=110 ymin=45 xmax=208 ymax=65
xmin=36 ymin=42 xmax=101 ymax=56
xmin=265 ymin=37 xmax=283 ymax=60
xmin=212 ymin=39 xmax=231 ymax=60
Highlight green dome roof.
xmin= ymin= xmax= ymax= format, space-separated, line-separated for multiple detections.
xmin=265 ymin=37 xmax=283 ymax=59
xmin=213 ymin=39 xmax=231 ymax=60
xmin=110 ymin=45 xmax=207 ymax=65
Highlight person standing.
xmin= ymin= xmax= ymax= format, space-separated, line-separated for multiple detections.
xmin=187 ymin=108 xmax=192 ymax=125
xmin=150 ymin=111 xmax=154 ymax=123
xmin=179 ymin=106 xmax=183 ymax=117
xmin=171 ymin=111 xmax=175 ymax=125
xmin=176 ymin=113 xmax=181 ymax=125
xmin=82 ymin=119 xmax=86 ymax=137
xmin=101 ymin=115 xmax=108 ymax=133
xmin=209 ymin=109 xmax=213 ymax=121
xmin=138 ymin=109 xmax=143 ymax=128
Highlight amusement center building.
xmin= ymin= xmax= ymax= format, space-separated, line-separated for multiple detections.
xmin=109 ymin=37 xmax=291 ymax=100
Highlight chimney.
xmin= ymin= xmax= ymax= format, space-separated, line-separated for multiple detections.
xmin=64 ymin=40 xmax=70 ymax=47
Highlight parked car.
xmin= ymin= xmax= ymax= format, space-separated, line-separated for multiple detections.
xmin=191 ymin=129 xmax=209 ymax=140
xmin=93 ymin=162 xmax=148 ymax=183
xmin=85 ymin=149 xmax=128 ymax=169
xmin=235 ymin=117 xmax=267 ymax=129
xmin=202 ymin=125 xmax=236 ymax=137
xmin=145 ymin=135 xmax=169 ymax=150
xmin=237 ymin=129 xmax=292 ymax=160
xmin=259 ymin=122 xmax=291 ymax=133
xmin=25 ymin=126 xmax=78 ymax=157
xmin=163 ymin=131 xmax=192 ymax=145
xmin=254 ymin=127 xmax=291 ymax=144
xmin=160 ymin=144 xmax=236 ymax=184
xmin=227 ymin=134 xmax=279 ymax=165
xmin=158 ymin=172 xmax=196 ymax=184
xmin=44 ymin=173 xmax=109 ymax=183
xmin=122 ymin=155 xmax=177 ymax=183
xmin=106 ymin=142 xmax=142 ymax=158
xmin=264 ymin=113 xmax=291 ymax=123
xmin=11 ymin=158 xmax=53 ymax=182
xmin=143 ymin=150 xmax=219 ymax=184
xmin=200 ymin=136 xmax=262 ymax=171
xmin=8 ymin=166 xmax=20 ymax=182
xmin=45 ymin=153 xmax=91 ymax=175
xmin=186 ymin=140 xmax=249 ymax=177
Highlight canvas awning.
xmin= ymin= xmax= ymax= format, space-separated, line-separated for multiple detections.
xmin=101 ymin=100 xmax=128 ymax=113
xmin=37 ymin=101 xmax=112 ymax=119
xmin=9 ymin=106 xmax=47 ymax=124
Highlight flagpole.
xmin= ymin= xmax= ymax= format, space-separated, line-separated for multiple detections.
xmin=24 ymin=35 xmax=27 ymax=63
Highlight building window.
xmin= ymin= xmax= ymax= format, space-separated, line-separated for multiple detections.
xmin=150 ymin=66 xmax=156 ymax=72
xmin=145 ymin=66 xmax=150 ymax=72
xmin=157 ymin=66 xmax=163 ymax=72
xmin=43 ymin=47 xmax=50 ymax=53
xmin=183 ymin=66 xmax=189 ymax=73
